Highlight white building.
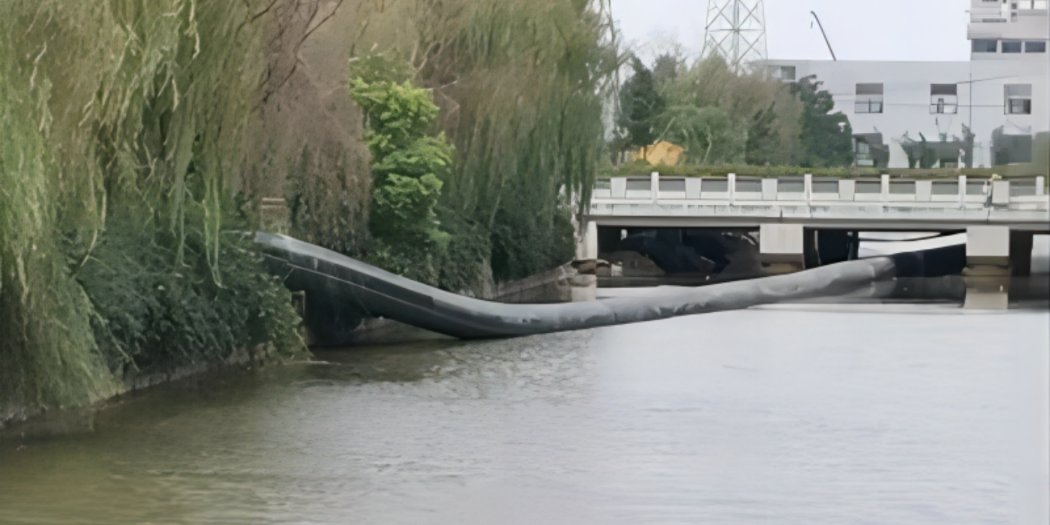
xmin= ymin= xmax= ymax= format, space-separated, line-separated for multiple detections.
xmin=763 ymin=0 xmax=1048 ymax=172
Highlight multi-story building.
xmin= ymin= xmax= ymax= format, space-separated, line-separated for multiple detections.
xmin=763 ymin=0 xmax=1048 ymax=173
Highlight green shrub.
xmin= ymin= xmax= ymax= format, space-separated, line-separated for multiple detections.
xmin=349 ymin=63 xmax=455 ymax=285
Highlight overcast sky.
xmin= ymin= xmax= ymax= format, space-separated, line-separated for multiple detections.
xmin=610 ymin=0 xmax=972 ymax=64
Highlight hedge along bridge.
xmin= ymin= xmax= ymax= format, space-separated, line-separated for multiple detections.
xmin=578 ymin=173 xmax=1050 ymax=309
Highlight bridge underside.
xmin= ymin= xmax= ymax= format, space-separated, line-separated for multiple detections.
xmin=583 ymin=220 xmax=1048 ymax=309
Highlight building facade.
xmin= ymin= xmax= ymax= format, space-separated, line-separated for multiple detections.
xmin=763 ymin=0 xmax=1048 ymax=172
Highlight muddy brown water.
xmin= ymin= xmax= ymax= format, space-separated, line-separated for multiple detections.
xmin=1 ymin=306 xmax=1047 ymax=524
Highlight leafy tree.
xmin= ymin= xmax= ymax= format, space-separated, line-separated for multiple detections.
xmin=791 ymin=75 xmax=854 ymax=168
xmin=652 ymin=53 xmax=681 ymax=87
xmin=653 ymin=54 xmax=802 ymax=166
xmin=617 ymin=56 xmax=666 ymax=154
xmin=656 ymin=105 xmax=745 ymax=165
xmin=745 ymin=101 xmax=778 ymax=165
xmin=350 ymin=1 xmax=621 ymax=286
xmin=349 ymin=64 xmax=453 ymax=283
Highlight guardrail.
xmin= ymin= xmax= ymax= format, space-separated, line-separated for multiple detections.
xmin=589 ymin=173 xmax=1049 ymax=224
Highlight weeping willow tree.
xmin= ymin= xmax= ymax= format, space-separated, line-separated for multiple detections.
xmin=1 ymin=1 xmax=303 ymax=416
xmin=418 ymin=0 xmax=620 ymax=282
xmin=346 ymin=0 xmax=622 ymax=286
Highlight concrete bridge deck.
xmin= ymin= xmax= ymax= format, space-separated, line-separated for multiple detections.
xmin=586 ymin=173 xmax=1048 ymax=231
xmin=579 ymin=173 xmax=1048 ymax=309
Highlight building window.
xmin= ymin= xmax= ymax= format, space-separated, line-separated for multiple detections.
xmin=972 ymin=39 xmax=997 ymax=52
xmin=930 ymin=84 xmax=958 ymax=114
xmin=780 ymin=66 xmax=796 ymax=81
xmin=1025 ymin=41 xmax=1047 ymax=52
xmin=855 ymin=83 xmax=884 ymax=114
xmin=854 ymin=141 xmax=874 ymax=166
xmin=1002 ymin=40 xmax=1023 ymax=53
xmin=1005 ymin=84 xmax=1032 ymax=114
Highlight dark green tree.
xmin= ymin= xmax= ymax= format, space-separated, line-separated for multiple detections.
xmin=745 ymin=101 xmax=778 ymax=165
xmin=651 ymin=53 xmax=680 ymax=87
xmin=617 ymin=56 xmax=666 ymax=154
xmin=791 ymin=75 xmax=854 ymax=168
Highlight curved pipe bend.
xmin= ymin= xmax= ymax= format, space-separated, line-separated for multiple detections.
xmin=256 ymin=232 xmax=896 ymax=339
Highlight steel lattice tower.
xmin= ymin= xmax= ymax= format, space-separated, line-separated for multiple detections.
xmin=700 ymin=0 xmax=768 ymax=70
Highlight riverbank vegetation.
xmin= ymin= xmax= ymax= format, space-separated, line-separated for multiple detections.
xmin=1 ymin=1 xmax=303 ymax=417
xmin=0 ymin=0 xmax=872 ymax=419
xmin=287 ymin=0 xmax=622 ymax=289
xmin=1 ymin=0 xmax=624 ymax=417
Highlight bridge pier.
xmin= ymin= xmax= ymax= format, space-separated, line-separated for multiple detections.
xmin=571 ymin=220 xmax=598 ymax=301
xmin=577 ymin=220 xmax=598 ymax=260
xmin=963 ymin=226 xmax=1011 ymax=309
xmin=759 ymin=224 xmax=805 ymax=274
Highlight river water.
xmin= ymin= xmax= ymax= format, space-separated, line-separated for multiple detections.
xmin=1 ymin=306 xmax=1047 ymax=524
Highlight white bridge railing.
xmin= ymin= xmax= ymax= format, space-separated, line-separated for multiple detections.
xmin=589 ymin=173 xmax=1049 ymax=224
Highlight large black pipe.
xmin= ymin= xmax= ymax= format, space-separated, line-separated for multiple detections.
xmin=256 ymin=232 xmax=896 ymax=340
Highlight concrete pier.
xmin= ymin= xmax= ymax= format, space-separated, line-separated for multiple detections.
xmin=963 ymin=226 xmax=1011 ymax=309
xmin=759 ymin=224 xmax=805 ymax=274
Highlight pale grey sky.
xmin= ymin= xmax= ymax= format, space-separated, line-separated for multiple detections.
xmin=610 ymin=0 xmax=972 ymax=64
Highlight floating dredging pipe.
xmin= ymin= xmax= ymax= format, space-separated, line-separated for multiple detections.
xmin=256 ymin=232 xmax=899 ymax=341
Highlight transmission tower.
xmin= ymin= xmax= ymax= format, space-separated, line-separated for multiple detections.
xmin=700 ymin=0 xmax=768 ymax=70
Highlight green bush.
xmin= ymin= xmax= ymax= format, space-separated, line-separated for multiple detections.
xmin=349 ymin=63 xmax=454 ymax=285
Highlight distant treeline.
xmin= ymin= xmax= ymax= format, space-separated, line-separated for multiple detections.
xmin=614 ymin=53 xmax=854 ymax=169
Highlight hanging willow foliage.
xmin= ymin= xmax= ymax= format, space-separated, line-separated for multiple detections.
xmin=349 ymin=0 xmax=623 ymax=284
xmin=417 ymin=0 xmax=621 ymax=281
xmin=1 ymin=1 xmax=303 ymax=415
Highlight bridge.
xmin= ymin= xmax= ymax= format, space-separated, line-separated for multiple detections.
xmin=256 ymin=173 xmax=1047 ymax=345
xmin=584 ymin=173 xmax=1048 ymax=231
xmin=578 ymin=173 xmax=1049 ymax=308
